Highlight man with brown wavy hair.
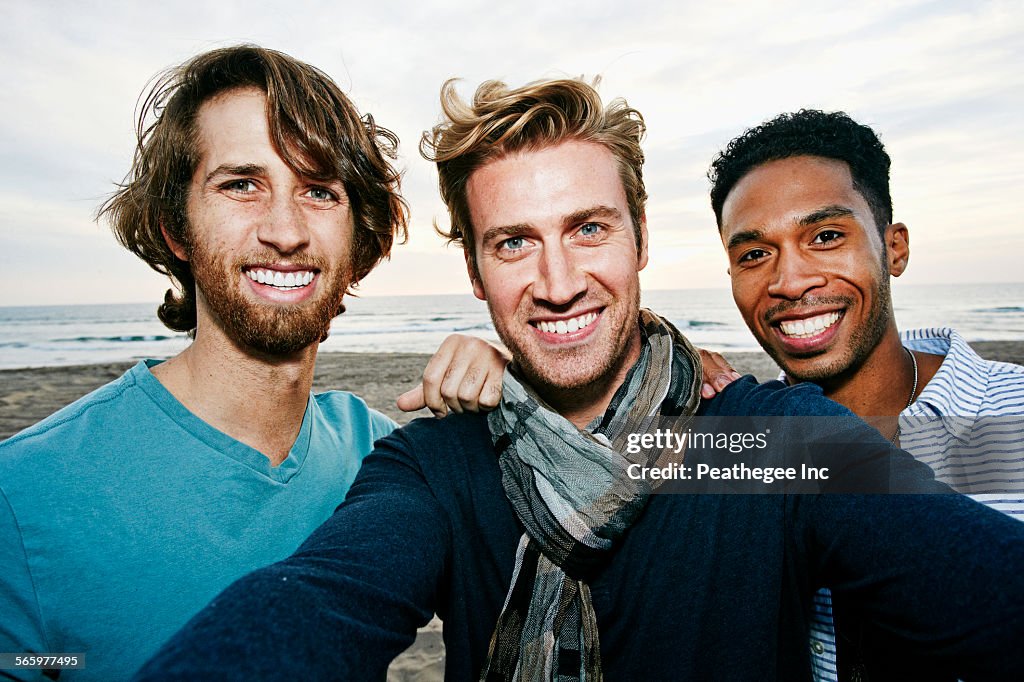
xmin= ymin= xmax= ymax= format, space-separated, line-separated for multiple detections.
xmin=0 ymin=46 xmax=505 ymax=681
xmin=137 ymin=77 xmax=1024 ymax=681
xmin=100 ymin=46 xmax=406 ymax=341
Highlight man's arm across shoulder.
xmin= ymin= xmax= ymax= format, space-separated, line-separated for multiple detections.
xmin=399 ymin=334 xmax=509 ymax=417
xmin=704 ymin=375 xmax=948 ymax=490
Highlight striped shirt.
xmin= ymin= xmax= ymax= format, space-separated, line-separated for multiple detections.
xmin=808 ymin=327 xmax=1024 ymax=681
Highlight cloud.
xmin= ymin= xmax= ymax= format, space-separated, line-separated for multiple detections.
xmin=0 ymin=0 xmax=1021 ymax=304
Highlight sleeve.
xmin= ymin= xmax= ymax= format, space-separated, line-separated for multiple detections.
xmin=796 ymin=489 xmax=1024 ymax=679
xmin=370 ymin=409 xmax=399 ymax=442
xmin=133 ymin=428 xmax=452 ymax=681
xmin=732 ymin=379 xmax=1024 ymax=675
xmin=0 ymin=487 xmax=48 ymax=682
xmin=705 ymin=377 xmax=950 ymax=494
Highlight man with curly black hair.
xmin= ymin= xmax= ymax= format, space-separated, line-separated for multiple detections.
xmin=710 ymin=110 xmax=908 ymax=398
xmin=709 ymin=109 xmax=1024 ymax=681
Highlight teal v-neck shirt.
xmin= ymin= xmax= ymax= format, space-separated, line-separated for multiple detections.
xmin=0 ymin=360 xmax=396 ymax=680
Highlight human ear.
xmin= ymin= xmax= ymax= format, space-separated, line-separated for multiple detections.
xmin=161 ymin=224 xmax=189 ymax=262
xmin=886 ymin=223 xmax=909 ymax=277
xmin=466 ymin=250 xmax=486 ymax=301
xmin=637 ymin=213 xmax=649 ymax=271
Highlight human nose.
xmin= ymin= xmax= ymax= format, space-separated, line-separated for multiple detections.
xmin=257 ymin=194 xmax=310 ymax=254
xmin=766 ymin=249 xmax=827 ymax=300
xmin=533 ymin=244 xmax=587 ymax=306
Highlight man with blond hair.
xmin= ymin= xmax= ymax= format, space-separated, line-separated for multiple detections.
xmin=137 ymin=78 xmax=1024 ymax=681
xmin=0 ymin=46 xmax=503 ymax=681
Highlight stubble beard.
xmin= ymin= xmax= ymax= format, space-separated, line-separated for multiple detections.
xmin=493 ymin=285 xmax=643 ymax=402
xmin=189 ymin=241 xmax=350 ymax=357
xmin=773 ymin=273 xmax=894 ymax=385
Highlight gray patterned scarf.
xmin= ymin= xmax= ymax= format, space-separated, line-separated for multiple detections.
xmin=482 ymin=308 xmax=702 ymax=681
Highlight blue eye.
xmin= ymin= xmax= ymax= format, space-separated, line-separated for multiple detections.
xmin=502 ymin=237 xmax=525 ymax=251
xmin=307 ymin=187 xmax=337 ymax=202
xmin=579 ymin=223 xmax=601 ymax=236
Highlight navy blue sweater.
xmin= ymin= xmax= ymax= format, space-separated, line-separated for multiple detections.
xmin=136 ymin=378 xmax=1024 ymax=680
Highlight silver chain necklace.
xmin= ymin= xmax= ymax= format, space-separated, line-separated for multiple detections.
xmin=891 ymin=348 xmax=919 ymax=445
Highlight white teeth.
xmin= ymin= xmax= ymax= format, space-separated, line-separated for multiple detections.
xmin=779 ymin=312 xmax=840 ymax=338
xmin=537 ymin=312 xmax=598 ymax=335
xmin=244 ymin=269 xmax=315 ymax=290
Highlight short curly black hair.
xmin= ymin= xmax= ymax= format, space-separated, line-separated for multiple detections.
xmin=708 ymin=110 xmax=892 ymax=235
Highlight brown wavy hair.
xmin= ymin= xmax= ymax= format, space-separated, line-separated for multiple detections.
xmin=98 ymin=45 xmax=408 ymax=333
xmin=420 ymin=77 xmax=647 ymax=274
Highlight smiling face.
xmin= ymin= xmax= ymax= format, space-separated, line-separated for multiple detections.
xmin=466 ymin=140 xmax=648 ymax=412
xmin=171 ymin=88 xmax=354 ymax=356
xmin=720 ymin=155 xmax=906 ymax=383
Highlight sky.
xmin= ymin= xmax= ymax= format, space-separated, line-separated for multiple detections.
xmin=0 ymin=0 xmax=1021 ymax=306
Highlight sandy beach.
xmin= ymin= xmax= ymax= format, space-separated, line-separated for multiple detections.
xmin=5 ymin=343 xmax=1024 ymax=438
xmin=2 ymin=343 xmax=1023 ymax=680
xmin=0 ymin=349 xmax=791 ymax=438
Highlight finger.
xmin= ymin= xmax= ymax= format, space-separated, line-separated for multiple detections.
xmin=444 ymin=337 xmax=508 ymax=414
xmin=477 ymin=367 xmax=504 ymax=410
xmin=421 ymin=339 xmax=460 ymax=416
xmin=428 ymin=334 xmax=511 ymax=414
xmin=701 ymin=349 xmax=731 ymax=372
xmin=396 ymin=386 xmax=426 ymax=412
xmin=457 ymin=365 xmax=497 ymax=413
xmin=708 ymin=350 xmax=740 ymax=391
xmin=442 ymin=361 xmax=481 ymax=414
xmin=698 ymin=350 xmax=740 ymax=390
xmin=713 ymin=352 xmax=738 ymax=374
xmin=701 ymin=382 xmax=717 ymax=400
xmin=397 ymin=385 xmax=447 ymax=418
xmin=713 ymin=371 xmax=743 ymax=391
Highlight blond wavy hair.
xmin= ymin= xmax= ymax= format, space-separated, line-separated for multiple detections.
xmin=420 ymin=78 xmax=647 ymax=273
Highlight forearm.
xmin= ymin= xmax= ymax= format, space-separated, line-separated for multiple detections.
xmin=135 ymin=444 xmax=452 ymax=681
xmin=134 ymin=556 xmax=431 ymax=679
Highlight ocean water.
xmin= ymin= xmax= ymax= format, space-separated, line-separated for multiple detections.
xmin=1 ymin=283 xmax=1022 ymax=370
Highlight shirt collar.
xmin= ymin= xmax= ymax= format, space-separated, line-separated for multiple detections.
xmin=901 ymin=327 xmax=987 ymax=443
xmin=773 ymin=327 xmax=987 ymax=440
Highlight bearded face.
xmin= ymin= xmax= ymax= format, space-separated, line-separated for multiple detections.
xmin=188 ymin=242 xmax=350 ymax=356
xmin=180 ymin=88 xmax=356 ymax=358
